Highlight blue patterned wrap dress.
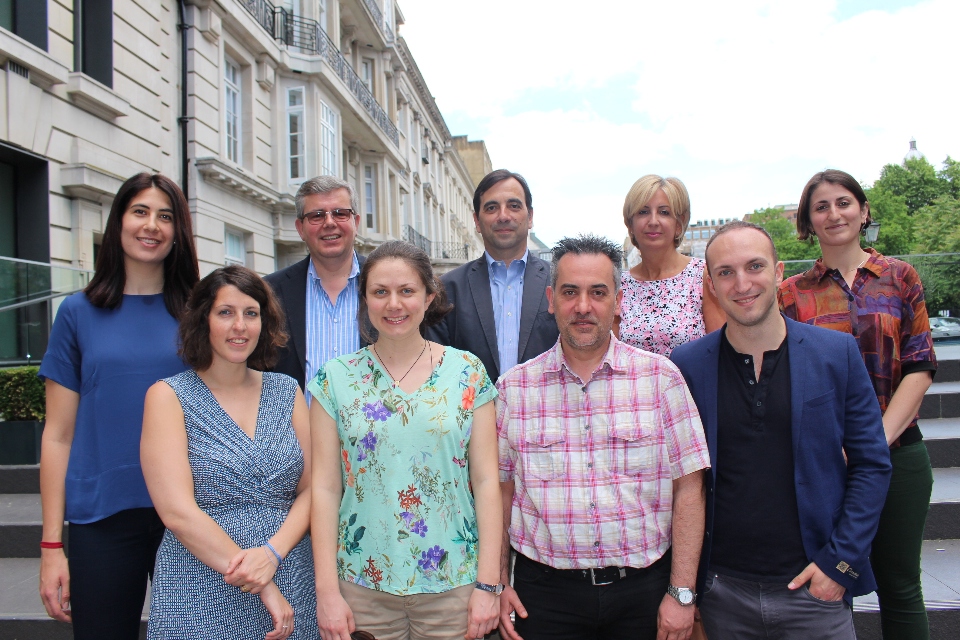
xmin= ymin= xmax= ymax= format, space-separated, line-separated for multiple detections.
xmin=147 ymin=371 xmax=318 ymax=639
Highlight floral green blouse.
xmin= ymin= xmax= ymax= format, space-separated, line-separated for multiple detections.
xmin=308 ymin=346 xmax=496 ymax=595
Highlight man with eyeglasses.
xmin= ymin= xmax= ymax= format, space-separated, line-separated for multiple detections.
xmin=427 ymin=169 xmax=558 ymax=383
xmin=266 ymin=176 xmax=366 ymax=400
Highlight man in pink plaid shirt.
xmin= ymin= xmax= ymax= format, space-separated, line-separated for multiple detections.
xmin=496 ymin=235 xmax=710 ymax=640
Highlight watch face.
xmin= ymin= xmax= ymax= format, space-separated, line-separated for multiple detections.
xmin=679 ymin=590 xmax=694 ymax=605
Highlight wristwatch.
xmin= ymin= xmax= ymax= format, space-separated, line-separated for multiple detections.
xmin=667 ymin=584 xmax=696 ymax=606
xmin=475 ymin=581 xmax=504 ymax=595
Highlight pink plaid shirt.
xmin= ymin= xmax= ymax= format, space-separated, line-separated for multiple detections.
xmin=497 ymin=336 xmax=709 ymax=570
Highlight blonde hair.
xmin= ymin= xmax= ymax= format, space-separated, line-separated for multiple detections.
xmin=622 ymin=175 xmax=691 ymax=249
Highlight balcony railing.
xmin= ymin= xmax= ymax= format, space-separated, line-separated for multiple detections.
xmin=403 ymin=225 xmax=432 ymax=256
xmin=362 ymin=0 xmax=383 ymax=30
xmin=240 ymin=2 xmax=399 ymax=146
xmin=433 ymin=242 xmax=470 ymax=261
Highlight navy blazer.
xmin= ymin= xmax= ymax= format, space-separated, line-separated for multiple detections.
xmin=264 ymin=254 xmax=367 ymax=389
xmin=670 ymin=318 xmax=891 ymax=600
xmin=427 ymin=253 xmax=558 ymax=382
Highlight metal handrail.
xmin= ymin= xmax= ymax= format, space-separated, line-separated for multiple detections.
xmin=402 ymin=225 xmax=432 ymax=256
xmin=239 ymin=2 xmax=399 ymax=146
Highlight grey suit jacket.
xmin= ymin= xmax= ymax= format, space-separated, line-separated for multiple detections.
xmin=427 ymin=253 xmax=558 ymax=382
xmin=264 ymin=254 xmax=367 ymax=389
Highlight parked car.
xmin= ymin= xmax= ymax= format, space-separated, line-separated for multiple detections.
xmin=929 ymin=317 xmax=960 ymax=341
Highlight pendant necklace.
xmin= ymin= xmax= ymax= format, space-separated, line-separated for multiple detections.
xmin=374 ymin=340 xmax=428 ymax=388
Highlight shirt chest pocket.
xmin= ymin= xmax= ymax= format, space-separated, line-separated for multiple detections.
xmin=603 ymin=412 xmax=659 ymax=477
xmin=520 ymin=424 xmax=566 ymax=481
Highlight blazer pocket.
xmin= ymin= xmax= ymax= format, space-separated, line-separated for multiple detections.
xmin=803 ymin=390 xmax=835 ymax=408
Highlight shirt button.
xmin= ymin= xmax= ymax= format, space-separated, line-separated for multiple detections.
xmin=594 ymin=541 xmax=600 ymax=547
xmin=585 ymin=424 xmax=590 ymax=430
xmin=744 ymin=358 xmax=750 ymax=364
xmin=587 ymin=462 xmax=593 ymax=468
xmin=757 ymin=401 xmax=762 ymax=407
xmin=748 ymin=380 xmax=755 ymax=385
xmin=334 ymin=319 xmax=338 ymax=323
xmin=590 ymin=502 xmax=596 ymax=509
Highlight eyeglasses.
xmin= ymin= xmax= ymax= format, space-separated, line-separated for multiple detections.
xmin=299 ymin=208 xmax=356 ymax=224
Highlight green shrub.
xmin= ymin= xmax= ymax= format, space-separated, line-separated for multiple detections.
xmin=0 ymin=366 xmax=45 ymax=421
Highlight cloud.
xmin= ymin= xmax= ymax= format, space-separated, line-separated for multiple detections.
xmin=398 ymin=0 xmax=960 ymax=244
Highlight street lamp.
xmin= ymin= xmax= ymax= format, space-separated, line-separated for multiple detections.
xmin=865 ymin=221 xmax=881 ymax=244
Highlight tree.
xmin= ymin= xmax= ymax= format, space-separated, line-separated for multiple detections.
xmin=863 ymin=186 xmax=914 ymax=256
xmin=913 ymin=196 xmax=960 ymax=254
xmin=873 ymin=156 xmax=944 ymax=214
xmin=938 ymin=156 xmax=960 ymax=200
xmin=750 ymin=207 xmax=821 ymax=262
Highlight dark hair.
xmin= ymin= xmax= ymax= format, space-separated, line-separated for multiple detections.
xmin=796 ymin=169 xmax=871 ymax=242
xmin=550 ymin=234 xmax=624 ymax=292
xmin=358 ymin=241 xmax=452 ymax=343
xmin=84 ymin=172 xmax=199 ymax=319
xmin=179 ymin=265 xmax=288 ymax=371
xmin=472 ymin=169 xmax=533 ymax=214
xmin=704 ymin=220 xmax=778 ymax=272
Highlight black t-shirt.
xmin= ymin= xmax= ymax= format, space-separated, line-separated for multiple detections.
xmin=710 ymin=330 xmax=808 ymax=582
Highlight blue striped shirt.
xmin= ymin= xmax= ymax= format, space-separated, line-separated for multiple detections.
xmin=486 ymin=250 xmax=527 ymax=377
xmin=304 ymin=253 xmax=361 ymax=405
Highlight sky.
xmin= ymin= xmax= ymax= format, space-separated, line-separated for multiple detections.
xmin=395 ymin=0 xmax=960 ymax=246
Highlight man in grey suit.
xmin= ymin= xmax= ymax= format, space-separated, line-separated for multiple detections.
xmin=265 ymin=176 xmax=366 ymax=396
xmin=428 ymin=169 xmax=558 ymax=382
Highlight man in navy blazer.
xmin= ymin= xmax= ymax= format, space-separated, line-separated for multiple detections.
xmin=427 ymin=170 xmax=558 ymax=382
xmin=670 ymin=221 xmax=891 ymax=639
xmin=265 ymin=176 xmax=367 ymax=392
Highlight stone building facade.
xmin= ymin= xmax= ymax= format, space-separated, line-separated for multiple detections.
xmin=0 ymin=0 xmax=487 ymax=362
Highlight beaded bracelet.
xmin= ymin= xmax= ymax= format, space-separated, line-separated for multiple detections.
xmin=264 ymin=542 xmax=283 ymax=567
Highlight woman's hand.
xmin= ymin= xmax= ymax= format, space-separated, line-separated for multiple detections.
xmin=466 ymin=588 xmax=499 ymax=639
xmin=260 ymin=582 xmax=294 ymax=640
xmin=39 ymin=548 xmax=71 ymax=623
xmin=224 ymin=546 xmax=279 ymax=594
xmin=316 ymin=589 xmax=356 ymax=640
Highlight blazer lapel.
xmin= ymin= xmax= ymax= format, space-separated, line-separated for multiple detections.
xmin=285 ymin=258 xmax=309 ymax=377
xmin=786 ymin=321 xmax=807 ymax=455
xmin=702 ymin=334 xmax=720 ymax=482
xmin=467 ymin=257 xmax=500 ymax=377
xmin=518 ymin=257 xmax=549 ymax=361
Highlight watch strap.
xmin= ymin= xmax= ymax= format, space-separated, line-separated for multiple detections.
xmin=475 ymin=581 xmax=504 ymax=595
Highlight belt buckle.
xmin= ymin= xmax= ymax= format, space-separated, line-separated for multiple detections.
xmin=589 ymin=567 xmax=625 ymax=586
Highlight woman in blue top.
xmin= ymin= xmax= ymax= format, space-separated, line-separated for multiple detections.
xmin=38 ymin=172 xmax=199 ymax=639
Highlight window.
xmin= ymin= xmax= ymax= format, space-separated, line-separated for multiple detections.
xmin=317 ymin=0 xmax=327 ymax=30
xmin=383 ymin=0 xmax=393 ymax=32
xmin=225 ymin=229 xmax=245 ymax=266
xmin=224 ymin=57 xmax=242 ymax=164
xmin=74 ymin=0 xmax=112 ymax=87
xmin=363 ymin=165 xmax=376 ymax=230
xmin=287 ymin=87 xmax=305 ymax=181
xmin=361 ymin=58 xmax=373 ymax=93
xmin=320 ymin=101 xmax=338 ymax=176
xmin=397 ymin=102 xmax=407 ymax=133
xmin=2 ymin=0 xmax=47 ymax=51
xmin=684 ymin=231 xmax=692 ymax=240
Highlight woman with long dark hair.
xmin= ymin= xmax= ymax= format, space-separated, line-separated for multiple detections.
xmin=141 ymin=266 xmax=316 ymax=639
xmin=310 ymin=241 xmax=502 ymax=640
xmin=38 ymin=173 xmax=199 ymax=638
xmin=779 ymin=169 xmax=937 ymax=640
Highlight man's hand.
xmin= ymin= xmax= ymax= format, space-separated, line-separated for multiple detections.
xmin=498 ymin=584 xmax=527 ymax=640
xmin=657 ymin=593 xmax=695 ymax=640
xmin=788 ymin=562 xmax=846 ymax=602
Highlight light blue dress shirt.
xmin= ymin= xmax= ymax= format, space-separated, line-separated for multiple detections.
xmin=486 ymin=250 xmax=527 ymax=377
xmin=305 ymin=253 xmax=360 ymax=405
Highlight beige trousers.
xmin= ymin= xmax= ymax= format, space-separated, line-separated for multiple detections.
xmin=340 ymin=580 xmax=474 ymax=640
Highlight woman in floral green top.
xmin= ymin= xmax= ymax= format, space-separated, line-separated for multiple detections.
xmin=309 ymin=241 xmax=502 ymax=640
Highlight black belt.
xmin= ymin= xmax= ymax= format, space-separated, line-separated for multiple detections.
xmin=516 ymin=551 xmax=667 ymax=586
xmin=895 ymin=425 xmax=923 ymax=448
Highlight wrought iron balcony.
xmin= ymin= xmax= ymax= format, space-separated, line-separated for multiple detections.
xmin=433 ymin=242 xmax=470 ymax=262
xmin=403 ymin=225 xmax=432 ymax=256
xmin=362 ymin=0 xmax=383 ymax=30
xmin=239 ymin=1 xmax=399 ymax=146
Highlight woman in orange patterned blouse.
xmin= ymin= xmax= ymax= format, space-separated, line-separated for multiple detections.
xmin=779 ymin=169 xmax=937 ymax=640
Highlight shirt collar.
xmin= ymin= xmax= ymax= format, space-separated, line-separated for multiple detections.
xmin=543 ymin=333 xmax=625 ymax=377
xmin=809 ymin=247 xmax=883 ymax=282
xmin=307 ymin=252 xmax=361 ymax=283
xmin=485 ymin=249 xmax=529 ymax=270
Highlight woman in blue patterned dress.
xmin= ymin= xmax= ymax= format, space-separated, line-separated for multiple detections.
xmin=310 ymin=241 xmax=503 ymax=640
xmin=141 ymin=265 xmax=317 ymax=639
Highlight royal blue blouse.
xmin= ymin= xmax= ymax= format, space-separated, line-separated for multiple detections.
xmin=38 ymin=293 xmax=187 ymax=524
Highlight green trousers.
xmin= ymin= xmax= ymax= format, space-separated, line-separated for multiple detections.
xmin=869 ymin=441 xmax=933 ymax=640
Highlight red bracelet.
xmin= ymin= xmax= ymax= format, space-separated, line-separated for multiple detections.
xmin=40 ymin=541 xmax=64 ymax=549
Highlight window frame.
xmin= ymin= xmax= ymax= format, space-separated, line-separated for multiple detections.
xmin=363 ymin=164 xmax=376 ymax=231
xmin=224 ymin=56 xmax=242 ymax=165
xmin=320 ymin=100 xmax=339 ymax=176
xmin=286 ymin=86 xmax=306 ymax=182
xmin=224 ymin=227 xmax=246 ymax=266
